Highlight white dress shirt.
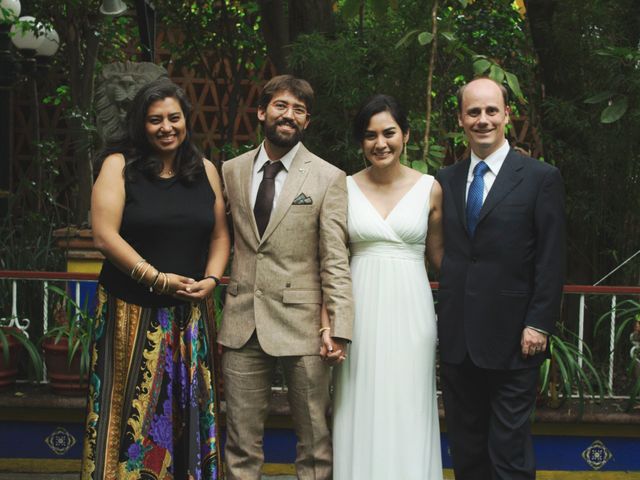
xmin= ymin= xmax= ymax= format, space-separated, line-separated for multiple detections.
xmin=250 ymin=141 xmax=301 ymax=210
xmin=465 ymin=139 xmax=511 ymax=203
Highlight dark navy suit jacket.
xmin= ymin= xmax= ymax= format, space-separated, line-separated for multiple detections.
xmin=436 ymin=149 xmax=566 ymax=370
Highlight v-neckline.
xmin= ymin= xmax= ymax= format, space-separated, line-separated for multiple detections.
xmin=349 ymin=175 xmax=425 ymax=221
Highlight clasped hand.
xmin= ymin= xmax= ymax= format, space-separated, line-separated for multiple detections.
xmin=170 ymin=275 xmax=216 ymax=301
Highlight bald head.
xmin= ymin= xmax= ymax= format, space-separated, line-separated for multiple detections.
xmin=457 ymin=77 xmax=509 ymax=113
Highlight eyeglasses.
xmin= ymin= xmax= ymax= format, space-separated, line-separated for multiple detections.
xmin=270 ymin=101 xmax=309 ymax=118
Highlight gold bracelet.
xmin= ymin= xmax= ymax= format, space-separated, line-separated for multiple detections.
xmin=149 ymin=269 xmax=161 ymax=292
xmin=130 ymin=259 xmax=147 ymax=279
xmin=160 ymin=272 xmax=170 ymax=294
xmin=136 ymin=262 xmax=153 ymax=284
xmin=153 ymin=272 xmax=165 ymax=295
xmin=319 ymin=327 xmax=331 ymax=335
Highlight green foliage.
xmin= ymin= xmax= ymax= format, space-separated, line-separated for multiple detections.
xmin=538 ymin=324 xmax=605 ymax=416
xmin=0 ymin=325 xmax=44 ymax=382
xmin=43 ymin=285 xmax=97 ymax=378
xmin=527 ymin=0 xmax=640 ymax=286
xmin=595 ymin=299 xmax=640 ymax=410
xmin=17 ymin=1 xmax=138 ymax=223
xmin=472 ymin=55 xmax=524 ymax=101
xmin=289 ymin=0 xmax=534 ymax=174
xmin=341 ymin=0 xmax=398 ymax=19
xmin=600 ymin=96 xmax=628 ymax=124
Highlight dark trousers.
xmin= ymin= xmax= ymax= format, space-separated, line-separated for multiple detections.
xmin=441 ymin=356 xmax=539 ymax=480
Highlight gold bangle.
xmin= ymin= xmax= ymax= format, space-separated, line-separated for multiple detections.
xmin=136 ymin=262 xmax=153 ymax=283
xmin=154 ymin=272 xmax=166 ymax=295
xmin=130 ymin=259 xmax=147 ymax=279
xmin=149 ymin=269 xmax=161 ymax=292
xmin=319 ymin=327 xmax=331 ymax=335
xmin=161 ymin=272 xmax=170 ymax=294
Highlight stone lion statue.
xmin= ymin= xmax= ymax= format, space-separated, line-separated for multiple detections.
xmin=94 ymin=61 xmax=168 ymax=143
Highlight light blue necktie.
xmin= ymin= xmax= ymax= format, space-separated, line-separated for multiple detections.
xmin=466 ymin=160 xmax=489 ymax=236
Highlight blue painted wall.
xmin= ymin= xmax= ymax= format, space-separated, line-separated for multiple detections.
xmin=1 ymin=421 xmax=638 ymax=473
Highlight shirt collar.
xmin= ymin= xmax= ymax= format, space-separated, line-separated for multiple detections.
xmin=470 ymin=139 xmax=510 ymax=176
xmin=255 ymin=141 xmax=301 ymax=173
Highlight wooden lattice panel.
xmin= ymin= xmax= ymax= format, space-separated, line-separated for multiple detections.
xmin=154 ymin=28 xmax=277 ymax=158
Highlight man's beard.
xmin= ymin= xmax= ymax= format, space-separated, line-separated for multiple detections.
xmin=264 ymin=119 xmax=303 ymax=148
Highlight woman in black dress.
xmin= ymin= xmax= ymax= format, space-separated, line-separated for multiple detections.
xmin=83 ymin=78 xmax=230 ymax=479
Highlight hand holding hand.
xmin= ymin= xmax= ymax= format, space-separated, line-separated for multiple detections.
xmin=521 ymin=327 xmax=548 ymax=358
xmin=176 ymin=276 xmax=217 ymax=301
xmin=164 ymin=273 xmax=195 ymax=299
xmin=322 ymin=337 xmax=347 ymax=365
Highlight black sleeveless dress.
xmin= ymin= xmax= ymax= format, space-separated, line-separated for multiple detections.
xmin=82 ymin=171 xmax=224 ymax=479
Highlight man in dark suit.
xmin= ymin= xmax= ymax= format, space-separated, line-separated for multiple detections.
xmin=436 ymin=77 xmax=565 ymax=480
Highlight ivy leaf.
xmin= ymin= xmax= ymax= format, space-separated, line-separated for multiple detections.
xmin=505 ymin=71 xmax=524 ymax=101
xmin=418 ymin=31 xmax=434 ymax=46
xmin=427 ymin=157 xmax=442 ymax=169
xmin=440 ymin=31 xmax=456 ymax=42
xmin=411 ymin=160 xmax=429 ymax=173
xmin=600 ymin=96 xmax=628 ymax=124
xmin=395 ymin=29 xmax=420 ymax=49
xmin=584 ymin=91 xmax=613 ymax=104
xmin=473 ymin=59 xmax=491 ymax=75
xmin=489 ymin=64 xmax=505 ymax=84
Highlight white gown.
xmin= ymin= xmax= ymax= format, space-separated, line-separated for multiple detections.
xmin=333 ymin=174 xmax=443 ymax=480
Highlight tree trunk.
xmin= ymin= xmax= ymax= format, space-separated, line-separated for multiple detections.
xmin=523 ymin=0 xmax=559 ymax=97
xmin=422 ymin=0 xmax=439 ymax=162
xmin=259 ymin=0 xmax=335 ymax=73
xmin=289 ymin=0 xmax=335 ymax=41
xmin=259 ymin=0 xmax=289 ymax=73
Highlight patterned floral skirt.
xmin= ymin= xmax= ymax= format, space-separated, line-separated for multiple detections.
xmin=81 ymin=287 xmax=224 ymax=480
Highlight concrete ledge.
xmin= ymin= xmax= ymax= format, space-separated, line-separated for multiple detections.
xmin=1 ymin=383 xmax=639 ymax=427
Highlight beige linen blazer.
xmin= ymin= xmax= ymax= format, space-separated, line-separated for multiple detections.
xmin=219 ymin=144 xmax=353 ymax=356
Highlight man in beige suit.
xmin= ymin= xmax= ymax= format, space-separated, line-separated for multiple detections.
xmin=219 ymin=75 xmax=354 ymax=480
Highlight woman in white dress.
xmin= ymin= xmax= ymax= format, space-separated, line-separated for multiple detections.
xmin=325 ymin=94 xmax=444 ymax=480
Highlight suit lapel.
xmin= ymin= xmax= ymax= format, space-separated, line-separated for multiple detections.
xmin=239 ymin=148 xmax=261 ymax=241
xmin=451 ymin=158 xmax=471 ymax=234
xmin=477 ymin=149 xmax=524 ymax=225
xmin=259 ymin=144 xmax=312 ymax=243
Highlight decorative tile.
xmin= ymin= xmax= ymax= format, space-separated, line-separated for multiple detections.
xmin=581 ymin=440 xmax=612 ymax=470
xmin=45 ymin=427 xmax=77 ymax=456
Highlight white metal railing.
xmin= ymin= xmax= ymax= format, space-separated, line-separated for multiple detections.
xmin=0 ymin=271 xmax=94 ymax=339
xmin=1 ymin=271 xmax=639 ymax=397
xmin=563 ymin=285 xmax=640 ymax=398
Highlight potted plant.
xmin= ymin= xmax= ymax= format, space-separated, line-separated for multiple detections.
xmin=596 ymin=299 xmax=640 ymax=411
xmin=41 ymin=284 xmax=96 ymax=396
xmin=0 ymin=319 xmax=44 ymax=389
xmin=538 ymin=323 xmax=605 ymax=416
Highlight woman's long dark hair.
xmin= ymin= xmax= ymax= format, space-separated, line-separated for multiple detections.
xmin=94 ymin=78 xmax=204 ymax=183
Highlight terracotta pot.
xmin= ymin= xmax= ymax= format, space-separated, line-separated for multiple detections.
xmin=0 ymin=334 xmax=23 ymax=390
xmin=42 ymin=337 xmax=88 ymax=396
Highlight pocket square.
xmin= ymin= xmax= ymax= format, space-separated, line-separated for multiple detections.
xmin=293 ymin=193 xmax=313 ymax=205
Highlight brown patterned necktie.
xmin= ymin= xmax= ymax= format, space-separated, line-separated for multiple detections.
xmin=254 ymin=161 xmax=284 ymax=237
